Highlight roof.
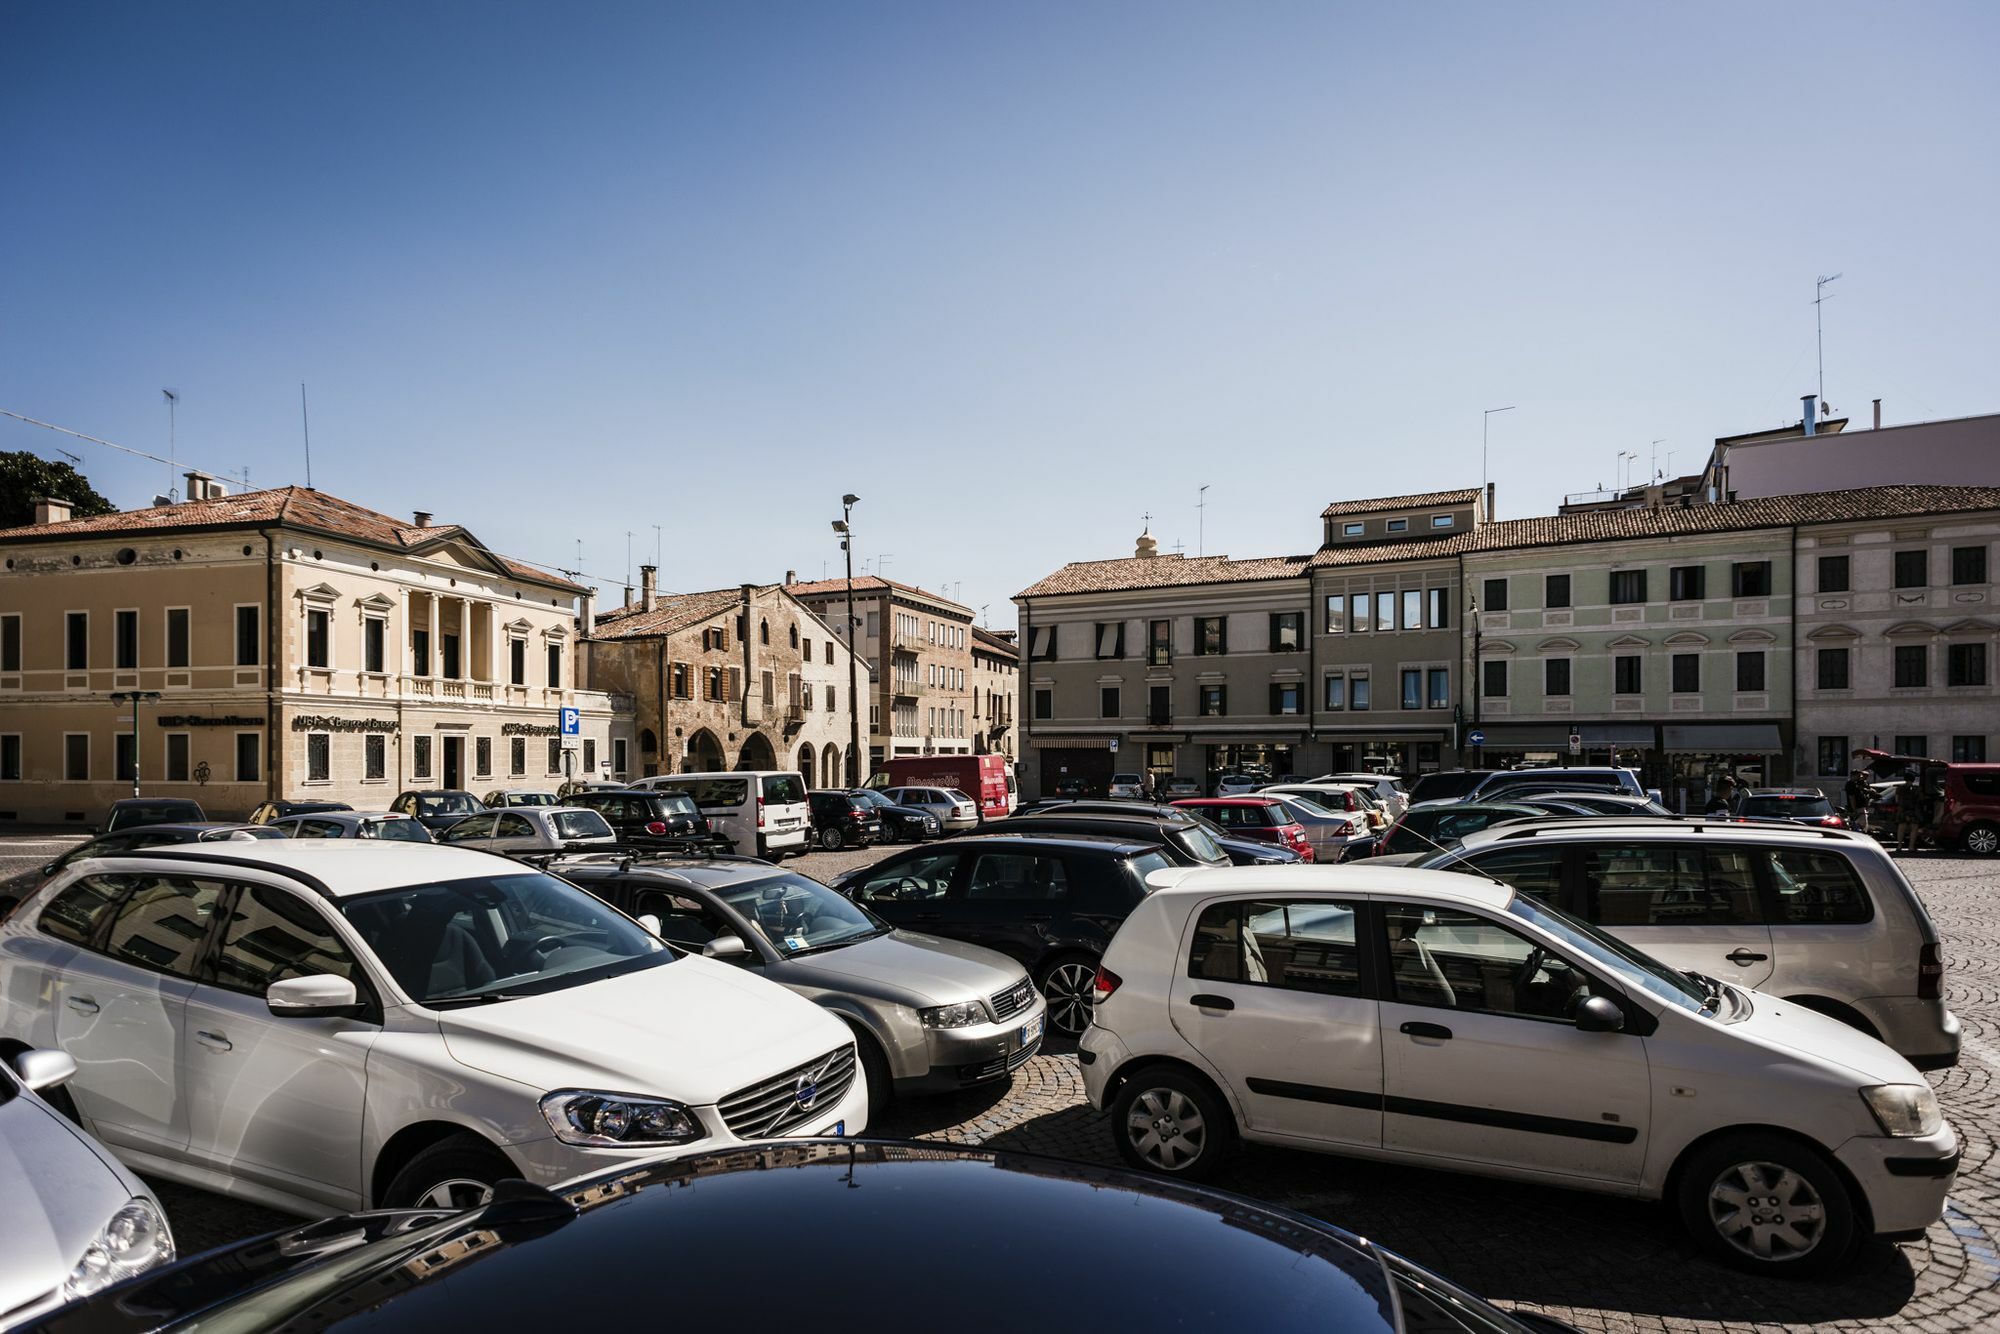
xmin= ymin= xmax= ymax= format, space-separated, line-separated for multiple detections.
xmin=0 ymin=486 xmax=586 ymax=593
xmin=1453 ymin=818 xmax=1864 ymax=851
xmin=783 ymin=574 xmax=972 ymax=616
xmin=88 ymin=840 xmax=511 ymax=897
xmin=1320 ymin=487 xmax=1483 ymax=519
xmin=1016 ymin=552 xmax=1312 ymax=598
xmin=590 ymin=587 xmax=757 ymax=640
xmin=923 ymin=832 xmax=1161 ymax=855
xmin=972 ymin=626 xmax=1019 ymax=659
xmin=1145 ymin=863 xmax=1515 ymax=912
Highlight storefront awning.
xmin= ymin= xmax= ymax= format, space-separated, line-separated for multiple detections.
xmin=1661 ymin=724 xmax=1783 ymax=753
xmin=1477 ymin=723 xmax=1654 ymax=747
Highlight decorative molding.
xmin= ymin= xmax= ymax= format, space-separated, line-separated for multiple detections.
xmin=1612 ymin=607 xmax=1644 ymax=623
xmin=1733 ymin=599 xmax=1769 ymax=618
xmin=1670 ymin=695 xmax=1703 ymax=711
xmin=1804 ymin=623 xmax=1861 ymax=641
xmin=1663 ymin=631 xmax=1711 ymax=647
xmin=1734 ymin=693 xmax=1770 ymax=710
xmin=1612 ymin=697 xmax=1644 ymax=712
xmin=1536 ymin=636 xmax=1582 ymax=653
xmin=1818 ymin=598 xmax=1850 ymax=611
xmin=1726 ymin=628 xmax=1776 ymax=645
xmin=1669 ymin=604 xmax=1702 ymax=621
xmin=1606 ymin=634 xmax=1653 ymax=650
xmin=1541 ymin=610 xmax=1574 ymax=628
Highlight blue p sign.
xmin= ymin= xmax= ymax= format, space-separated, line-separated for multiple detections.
xmin=560 ymin=707 xmax=581 ymax=737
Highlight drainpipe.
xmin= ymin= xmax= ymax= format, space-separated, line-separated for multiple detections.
xmin=263 ymin=530 xmax=281 ymax=808
xmin=655 ymin=639 xmax=667 ymax=777
xmin=741 ymin=584 xmax=756 ymax=736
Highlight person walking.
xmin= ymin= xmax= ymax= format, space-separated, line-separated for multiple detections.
xmin=1705 ymin=774 xmax=1738 ymax=816
xmin=1845 ymin=768 xmax=1874 ymax=836
xmin=1894 ymin=785 xmax=1923 ymax=853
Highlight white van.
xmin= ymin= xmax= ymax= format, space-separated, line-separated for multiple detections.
xmin=634 ymin=771 xmax=810 ymax=858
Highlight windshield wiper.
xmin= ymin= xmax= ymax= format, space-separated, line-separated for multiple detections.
xmin=1683 ymin=970 xmax=1724 ymax=1012
xmin=426 ymin=990 xmax=537 ymax=1008
xmin=786 ymin=928 xmax=888 ymax=958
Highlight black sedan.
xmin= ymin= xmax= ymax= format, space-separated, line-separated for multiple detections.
xmin=32 ymin=1141 xmax=1572 ymax=1334
xmin=844 ymin=786 xmax=941 ymax=842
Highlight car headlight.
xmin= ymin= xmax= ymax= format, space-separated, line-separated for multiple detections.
xmin=920 ymin=1000 xmax=989 ymax=1029
xmin=540 ymin=1090 xmax=705 ymax=1147
xmin=1861 ymin=1083 xmax=1943 ymax=1137
xmin=64 ymin=1198 xmax=174 ymax=1299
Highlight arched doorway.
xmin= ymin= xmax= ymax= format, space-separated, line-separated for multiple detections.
xmin=684 ymin=728 xmax=724 ymax=773
xmin=736 ymin=731 xmax=777 ymax=771
xmin=797 ymin=743 xmax=817 ymax=787
xmin=821 ymin=744 xmax=841 ymax=789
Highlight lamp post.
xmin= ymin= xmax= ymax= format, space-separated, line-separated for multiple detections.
xmin=1467 ymin=595 xmax=1483 ymax=769
xmin=110 ymin=690 xmax=163 ymax=798
xmin=831 ymin=494 xmax=862 ymax=786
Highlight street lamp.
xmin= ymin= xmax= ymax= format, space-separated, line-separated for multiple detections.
xmin=1467 ymin=595 xmax=1483 ymax=769
xmin=832 ymin=493 xmax=862 ymax=786
xmin=110 ymin=690 xmax=163 ymax=799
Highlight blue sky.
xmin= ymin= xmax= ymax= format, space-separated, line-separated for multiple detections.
xmin=3 ymin=2 xmax=1995 ymax=627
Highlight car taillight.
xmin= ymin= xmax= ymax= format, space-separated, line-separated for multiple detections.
xmin=645 ymin=821 xmax=668 ymax=836
xmin=1821 ymin=815 xmax=1844 ymax=827
xmin=1919 ymin=942 xmax=1944 ymax=1000
xmin=1092 ymin=966 xmax=1122 ymax=1002
xmin=757 ymin=795 xmax=766 ymax=829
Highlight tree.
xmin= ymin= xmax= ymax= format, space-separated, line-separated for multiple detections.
xmin=0 ymin=451 xmax=118 ymax=528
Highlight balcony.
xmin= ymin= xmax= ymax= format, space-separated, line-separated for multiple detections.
xmin=1148 ymin=648 xmax=1172 ymax=667
xmin=892 ymin=680 xmax=926 ymax=700
xmin=891 ymin=628 xmax=927 ymax=654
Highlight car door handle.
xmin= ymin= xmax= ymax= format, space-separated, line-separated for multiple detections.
xmin=1189 ymin=993 xmax=1235 ymax=1011
xmin=1725 ymin=949 xmax=1769 ymax=965
xmin=1399 ymin=1021 xmax=1453 ymax=1041
xmin=195 ymin=1030 xmax=233 ymax=1052
xmin=65 ymin=996 xmax=99 ymax=1015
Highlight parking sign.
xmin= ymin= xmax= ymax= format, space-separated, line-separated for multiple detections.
xmin=560 ymin=707 xmax=581 ymax=737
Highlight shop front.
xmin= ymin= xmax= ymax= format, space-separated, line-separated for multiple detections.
xmin=1661 ymin=723 xmax=1788 ymax=813
xmin=1473 ymin=723 xmax=1659 ymax=782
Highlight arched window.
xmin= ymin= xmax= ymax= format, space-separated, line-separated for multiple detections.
xmin=789 ymin=624 xmax=799 ymax=648
xmin=760 ymin=619 xmax=770 ymax=645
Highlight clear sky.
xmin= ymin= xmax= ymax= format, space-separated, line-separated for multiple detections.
xmin=4 ymin=2 xmax=1995 ymax=627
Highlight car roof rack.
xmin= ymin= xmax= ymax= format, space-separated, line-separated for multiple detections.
xmin=94 ymin=847 xmax=338 ymax=898
xmin=1483 ymin=816 xmax=1857 ymax=843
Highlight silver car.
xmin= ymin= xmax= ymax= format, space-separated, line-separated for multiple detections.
xmin=881 ymin=787 xmax=979 ymax=833
xmin=1262 ymin=793 xmax=1373 ymax=862
xmin=551 ymin=856 xmax=1047 ymax=1103
xmin=0 ymin=1047 xmax=175 ymax=1323
xmin=270 ymin=811 xmax=434 ymax=842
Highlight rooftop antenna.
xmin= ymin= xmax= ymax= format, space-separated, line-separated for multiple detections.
xmin=625 ymin=531 xmax=634 ymax=592
xmin=876 ymin=553 xmax=894 ymax=580
xmin=1482 ymin=406 xmax=1516 ymax=495
xmin=1196 ymin=485 xmax=1209 ymax=557
xmin=299 ymin=383 xmax=314 ymax=488
xmin=1815 ymin=273 xmax=1842 ymax=406
xmin=161 ymin=390 xmax=179 ymax=496
xmin=979 ymin=603 xmax=989 ymax=627
xmin=652 ymin=524 xmax=662 ymax=570
xmin=1650 ymin=439 xmax=1666 ymax=481
xmin=54 ymin=447 xmax=82 ymax=467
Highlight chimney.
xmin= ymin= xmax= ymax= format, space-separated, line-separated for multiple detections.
xmin=1873 ymin=398 xmax=1882 ymax=430
xmin=640 ymin=564 xmax=658 ymax=613
xmin=183 ymin=470 xmax=226 ymax=502
xmin=579 ymin=587 xmax=597 ymax=636
xmin=784 ymin=569 xmax=796 ymax=586
xmin=412 ymin=510 xmax=433 ymax=528
xmin=1801 ymin=395 xmax=1817 ymax=436
xmin=32 ymin=496 xmax=72 ymax=526
xmin=1485 ymin=481 xmax=1496 ymax=520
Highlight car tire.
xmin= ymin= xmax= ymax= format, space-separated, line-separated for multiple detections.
xmin=1674 ymin=1132 xmax=1858 ymax=1277
xmin=819 ymin=826 xmax=845 ymax=851
xmin=383 ymin=1133 xmax=519 ymax=1210
xmin=1963 ymin=822 xmax=1999 ymax=857
xmin=1110 ymin=1065 xmax=1233 ymax=1181
xmin=1036 ymin=954 xmax=1100 ymax=1038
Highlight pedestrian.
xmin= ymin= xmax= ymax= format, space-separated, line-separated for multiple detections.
xmin=1705 ymin=775 xmax=1737 ymax=816
xmin=1844 ymin=768 xmax=1874 ymax=836
xmin=1894 ymin=785 xmax=1922 ymax=853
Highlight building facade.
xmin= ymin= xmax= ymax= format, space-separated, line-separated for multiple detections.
xmin=970 ymin=627 xmax=1019 ymax=760
xmin=0 ymin=484 xmax=627 ymax=822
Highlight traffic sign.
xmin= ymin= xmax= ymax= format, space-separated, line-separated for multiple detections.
xmin=1466 ymin=728 xmax=1485 ymax=747
xmin=1568 ymin=732 xmax=1583 ymax=755
xmin=1108 ymin=738 xmax=1119 ymax=753
xmin=560 ymin=707 xmax=581 ymax=737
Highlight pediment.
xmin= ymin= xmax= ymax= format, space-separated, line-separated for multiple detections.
xmin=1606 ymin=634 xmax=1652 ymax=650
xmin=1883 ymin=621 xmax=1937 ymax=638
xmin=356 ymin=592 xmax=397 ymax=612
xmin=297 ymin=582 xmax=340 ymax=603
xmin=1536 ymin=637 xmax=1582 ymax=653
xmin=1941 ymin=618 xmax=1998 ymax=636
xmin=1805 ymin=623 xmax=1860 ymax=641
xmin=1663 ymin=631 xmax=1711 ymax=647
xmin=1727 ymin=627 xmax=1776 ymax=644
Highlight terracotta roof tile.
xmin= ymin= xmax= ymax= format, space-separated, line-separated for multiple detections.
xmin=589 ymin=586 xmax=760 ymax=640
xmin=1016 ymin=552 xmax=1313 ymax=598
xmin=782 ymin=573 xmax=972 ymax=614
xmin=1320 ymin=487 xmax=1483 ymax=519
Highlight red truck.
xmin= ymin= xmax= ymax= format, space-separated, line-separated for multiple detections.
xmin=867 ymin=755 xmax=1016 ymax=822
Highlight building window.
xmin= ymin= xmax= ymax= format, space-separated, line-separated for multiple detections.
xmin=1818 ymin=555 xmax=1850 ymax=593
xmin=1481 ymin=660 xmax=1507 ymax=699
xmin=1614 ymin=655 xmax=1643 ymax=694
xmin=1424 ymin=589 xmax=1446 ymax=630
xmin=1397 ymin=590 xmax=1421 ymax=634
xmin=1893 ymin=734 xmax=1928 ymax=757
xmin=1033 ymin=688 xmax=1052 ymax=720
xmin=64 ymin=733 xmax=89 ymax=781
xmin=1323 ymin=674 xmax=1344 ymax=711
xmin=413 ymin=736 xmax=433 ymax=779
xmin=66 ymin=612 xmax=87 ymax=670
xmin=1736 ymin=651 xmax=1766 ymax=692
xmin=1342 ymin=522 xmax=1364 ymax=536
xmin=1431 ymin=515 xmax=1454 ymax=529
xmin=1029 ymin=625 xmax=1058 ymax=660
xmin=1953 ymin=546 xmax=1989 ymax=585
xmin=1374 ymin=591 xmax=1396 ymax=633
xmin=0 ymin=614 xmax=18 ymax=672
xmin=1272 ymin=683 xmax=1303 ymax=716
xmin=1095 ymin=622 xmax=1126 ymax=659
xmin=584 ymin=736 xmax=599 ymax=774
xmin=1148 ymin=684 xmax=1170 ymax=725
xmin=115 ymin=610 xmax=138 ymax=670
xmin=366 ymin=735 xmax=387 ymax=781
xmin=0 ymin=734 xmax=18 ymax=783
xmin=364 ymin=618 xmax=386 ymax=674
xmin=1671 ymin=653 xmax=1700 ymax=693
xmin=1195 ymin=617 xmax=1227 ymax=655
xmin=1348 ymin=677 xmax=1369 ymax=711
xmin=1731 ymin=562 xmax=1772 ymax=598
xmin=547 ymin=643 xmax=563 ymax=688
xmin=235 ymin=732 xmax=261 ymax=783
xmin=1270 ymin=612 xmax=1303 ymax=653
xmin=1948 ymin=643 xmax=1988 ymax=687
xmin=305 ymin=609 xmax=330 ymax=669
xmin=1399 ymin=670 xmax=1421 ymax=711
xmin=1481 ymin=578 xmax=1508 ymax=612
xmin=164 ymin=732 xmax=189 ymax=782
xmin=671 ymin=663 xmax=690 ymax=698
xmin=1953 ymin=735 xmax=1988 ymax=763
xmin=1386 ymin=518 xmax=1408 ymax=533
xmin=412 ymin=629 xmax=430 ymax=677
xmin=1894 ymin=550 xmax=1928 ymax=588
xmin=1427 ymin=667 xmax=1450 ymax=709
xmin=547 ymin=738 xmax=561 ymax=774
xmin=1544 ymin=575 xmax=1570 ymax=609
xmin=1100 ymin=686 xmax=1120 ymax=719
xmin=1545 ymin=659 xmax=1571 ymax=696
xmin=508 ymin=638 xmax=526 ymax=686
xmin=1348 ymin=593 xmax=1371 ymax=633
xmin=236 ymin=605 xmax=260 ymax=666
xmin=825 ymin=684 xmax=835 ymax=711
xmin=1149 ymin=619 xmax=1172 ymax=663
xmin=1199 ymin=684 xmax=1227 ymax=716
xmin=1893 ymin=644 xmax=1929 ymax=689
xmin=115 ymin=733 xmax=136 ymax=783
xmin=1816 ymin=647 xmax=1850 ymax=690
xmin=1609 ymin=570 xmax=1648 ymax=604
xmin=306 ymin=733 xmax=331 ymax=782
xmin=1817 ymin=737 xmax=1849 ymax=776
xmin=613 ymin=738 xmax=627 ymax=775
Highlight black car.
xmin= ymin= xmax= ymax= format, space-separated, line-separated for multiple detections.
xmin=102 ymin=796 xmax=207 ymax=832
xmin=845 ymin=787 xmax=942 ymax=842
xmin=1012 ymin=800 xmax=1302 ymax=866
xmin=807 ymin=790 xmax=885 ymax=850
xmin=1376 ymin=802 xmax=1546 ymax=858
xmin=389 ymin=789 xmax=486 ymax=832
xmin=246 ymin=798 xmax=355 ymax=824
xmin=1508 ymin=791 xmax=1680 ymax=819
xmin=31 ymin=1141 xmax=1571 ymax=1334
xmin=566 ymin=789 xmax=732 ymax=854
xmin=1403 ymin=769 xmax=1496 ymax=806
xmin=1735 ymin=788 xmax=1848 ymax=828
xmin=0 ymin=823 xmax=283 ymax=916
xmin=997 ymin=812 xmax=1231 ymax=867
xmin=831 ymin=833 xmax=1176 ymax=1036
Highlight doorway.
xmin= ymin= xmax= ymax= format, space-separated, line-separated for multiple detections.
xmin=443 ymin=735 xmax=464 ymax=789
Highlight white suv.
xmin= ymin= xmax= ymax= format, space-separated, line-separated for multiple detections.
xmin=1080 ymin=864 xmax=1957 ymax=1277
xmin=0 ymin=842 xmax=865 ymax=1217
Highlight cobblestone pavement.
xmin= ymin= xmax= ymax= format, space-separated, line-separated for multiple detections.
xmin=6 ymin=832 xmax=1999 ymax=1330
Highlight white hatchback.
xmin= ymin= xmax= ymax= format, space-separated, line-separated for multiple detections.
xmin=434 ymin=805 xmax=617 ymax=855
xmin=0 ymin=842 xmax=865 ymax=1218
xmin=1080 ymin=864 xmax=1957 ymax=1277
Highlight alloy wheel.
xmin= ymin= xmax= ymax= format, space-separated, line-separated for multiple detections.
xmin=1041 ymin=961 xmax=1096 ymax=1035
xmin=1966 ymin=824 xmax=1999 ymax=856
xmin=1707 ymin=1159 xmax=1826 ymax=1261
xmin=820 ymin=827 xmax=844 ymax=850
xmin=1124 ymin=1087 xmax=1207 ymax=1171
xmin=415 ymin=1177 xmax=497 ymax=1210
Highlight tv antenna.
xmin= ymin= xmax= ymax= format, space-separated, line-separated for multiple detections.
xmin=162 ymin=389 xmax=179 ymax=496
xmin=1196 ymin=485 xmax=1209 ymax=557
xmin=55 ymin=447 xmax=82 ymax=467
xmin=1815 ymin=273 xmax=1842 ymax=406
xmin=299 ymin=384 xmax=313 ymax=488
xmin=1650 ymin=439 xmax=1666 ymax=481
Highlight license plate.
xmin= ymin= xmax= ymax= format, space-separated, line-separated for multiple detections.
xmin=1020 ymin=1014 xmax=1044 ymax=1046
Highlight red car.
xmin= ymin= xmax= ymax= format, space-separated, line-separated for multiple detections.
xmin=1170 ymin=797 xmax=1315 ymax=861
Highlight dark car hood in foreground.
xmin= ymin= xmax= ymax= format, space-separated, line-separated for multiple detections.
xmin=28 ymin=1142 xmax=1566 ymax=1334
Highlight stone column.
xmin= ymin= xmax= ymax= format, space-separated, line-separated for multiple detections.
xmin=428 ymin=594 xmax=441 ymax=677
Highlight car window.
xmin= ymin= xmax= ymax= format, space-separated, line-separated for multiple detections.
xmin=421 ymin=794 xmax=480 ymax=815
xmin=1741 ymin=794 xmax=1835 ymax=819
xmin=1127 ymin=850 xmax=1175 ymax=885
xmin=554 ymin=811 xmax=614 ymax=840
xmin=1578 ymin=846 xmax=1763 ymax=926
xmin=368 ymin=818 xmax=430 ymax=843
xmin=1446 ymin=846 xmax=1565 ymax=905
xmin=38 ymin=875 xmax=127 ymax=946
xmin=104 ymin=875 xmax=225 ymax=977
xmin=210 ymin=884 xmax=362 ymax=993
xmin=716 ymin=872 xmax=885 ymax=954
xmin=1964 ymin=773 xmax=2000 ymax=798
xmin=1175 ymin=825 xmax=1228 ymax=865
xmin=966 ymin=853 xmax=1069 ymax=901
xmin=447 ymin=815 xmax=496 ymax=841
xmin=761 ymin=774 xmax=806 ymax=804
xmin=1762 ymin=848 xmax=1872 ymax=924
xmin=492 ymin=813 xmax=535 ymax=838
xmin=1189 ymin=898 xmax=1362 ymax=996
xmin=853 ymin=851 xmax=961 ymax=904
xmin=1381 ymin=903 xmax=1601 ymax=1023
xmin=300 ymin=819 xmax=343 ymax=839
xmin=627 ymin=886 xmax=728 ymax=948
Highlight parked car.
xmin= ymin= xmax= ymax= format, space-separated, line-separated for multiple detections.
xmin=1107 ymin=773 xmax=1147 ymax=800
xmin=389 ymin=789 xmax=486 ymax=833
xmin=0 ymin=841 xmax=866 ymax=1215
xmin=1416 ymin=819 xmax=1960 ymax=1069
xmin=555 ymin=779 xmax=627 ymax=802
xmin=1507 ymin=790 xmax=1680 ymax=819
xmin=270 ymin=811 xmax=433 ymax=842
xmin=1734 ymin=788 xmax=1847 ymax=828
xmin=1262 ymin=793 xmax=1374 ymax=862
xmin=634 ymin=771 xmax=812 ymax=859
xmin=1171 ymin=797 xmax=1315 ymax=862
xmin=567 ymin=789 xmax=732 ymax=855
xmin=846 ymin=787 xmax=942 ymax=842
xmin=1265 ymin=782 xmax=1385 ymax=829
xmin=868 ymin=754 xmax=1014 ymax=820
xmin=0 ymin=1044 xmax=176 ymax=1324
xmin=1081 ymin=863 xmax=1959 ymax=1276
xmin=1938 ymin=764 xmax=2000 ymax=855
xmin=879 ymin=785 xmax=980 ymax=834
xmin=1375 ymin=801 xmax=1548 ymax=858
xmin=1164 ymin=778 xmax=1201 ymax=800
xmin=1010 ymin=800 xmax=1302 ymax=866
xmin=1310 ymin=772 xmax=1410 ymax=818
xmin=551 ymin=857 xmax=1044 ymax=1103
xmin=481 ymin=788 xmax=558 ymax=808
xmin=1405 ymin=769 xmax=1495 ymax=806
xmin=0 ymin=824 xmax=284 ymax=916
xmin=805 ymin=789 xmax=884 ymax=850
xmin=831 ymin=833 xmax=1178 ymax=1037
xmin=1463 ymin=767 xmax=1647 ymax=803
xmin=247 ymin=799 xmax=353 ymax=825
xmin=1214 ymin=773 xmax=1261 ymax=796
xmin=437 ymin=805 xmax=618 ymax=855
xmin=996 ymin=812 xmax=1232 ymax=867
xmin=102 ymin=797 xmax=206 ymax=833
xmin=33 ymin=1140 xmax=1576 ymax=1334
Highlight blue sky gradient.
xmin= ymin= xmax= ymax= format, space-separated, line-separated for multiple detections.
xmin=4 ymin=2 xmax=1995 ymax=625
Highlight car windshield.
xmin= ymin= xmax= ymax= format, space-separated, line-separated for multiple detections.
xmin=108 ymin=801 xmax=202 ymax=830
xmin=714 ymin=872 xmax=886 ymax=955
xmin=553 ymin=811 xmax=616 ymax=840
xmin=365 ymin=819 xmax=432 ymax=843
xmin=944 ymin=789 xmax=972 ymax=804
xmin=1505 ymin=895 xmax=1709 ymax=1014
xmin=512 ymin=793 xmax=557 ymax=807
xmin=1175 ymin=824 xmax=1229 ymax=864
xmin=848 ymin=789 xmax=892 ymax=810
xmin=1276 ymin=794 xmax=1339 ymax=819
xmin=761 ymin=774 xmax=807 ymax=804
xmin=1127 ymin=850 xmax=1176 ymax=886
xmin=653 ymin=794 xmax=701 ymax=819
xmin=1111 ymin=774 xmax=1142 ymax=785
xmin=1742 ymin=794 xmax=1834 ymax=818
xmin=419 ymin=794 xmax=480 ymax=815
xmin=341 ymin=872 xmax=670 ymax=1005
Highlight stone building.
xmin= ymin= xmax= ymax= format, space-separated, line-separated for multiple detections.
xmin=0 ymin=481 xmax=627 ymax=822
xmin=970 ymin=626 xmax=1019 ymax=760
xmin=582 ymin=568 xmax=864 ymax=787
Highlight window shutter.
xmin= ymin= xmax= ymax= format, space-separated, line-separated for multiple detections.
xmin=1269 ymin=683 xmax=1281 ymax=715
xmin=727 ymin=667 xmax=741 ymax=701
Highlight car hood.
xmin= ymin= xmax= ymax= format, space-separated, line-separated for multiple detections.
xmin=1724 ymin=988 xmax=1925 ymax=1085
xmin=437 ymin=956 xmax=851 ymax=1106
xmin=770 ymin=930 xmax=1024 ymax=1006
xmin=0 ymin=1095 xmax=140 ymax=1316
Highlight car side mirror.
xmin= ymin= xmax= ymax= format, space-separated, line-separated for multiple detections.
xmin=637 ymin=913 xmax=663 ymax=937
xmin=10 ymin=1048 xmax=77 ymax=1092
xmin=1573 ymin=995 xmax=1625 ymax=1033
xmin=267 ymin=974 xmax=364 ymax=1020
xmin=702 ymin=934 xmax=749 ymax=961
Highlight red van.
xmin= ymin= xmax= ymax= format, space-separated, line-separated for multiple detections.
xmin=868 ymin=755 xmax=1015 ymax=822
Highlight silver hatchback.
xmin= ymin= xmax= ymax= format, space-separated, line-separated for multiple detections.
xmin=881 ymin=787 xmax=980 ymax=833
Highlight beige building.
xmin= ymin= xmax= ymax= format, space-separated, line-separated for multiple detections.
xmin=0 ymin=481 xmax=628 ymax=823
xmin=582 ymin=569 xmax=865 ymax=787
xmin=970 ymin=627 xmax=1019 ymax=760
